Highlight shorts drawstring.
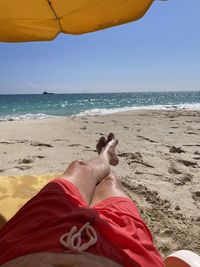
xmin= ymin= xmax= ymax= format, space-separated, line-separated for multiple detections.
xmin=59 ymin=222 xmax=97 ymax=253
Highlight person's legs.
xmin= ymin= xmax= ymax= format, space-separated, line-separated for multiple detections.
xmin=89 ymin=171 xmax=129 ymax=207
xmin=56 ymin=133 xmax=119 ymax=205
xmin=89 ymin=135 xmax=129 ymax=207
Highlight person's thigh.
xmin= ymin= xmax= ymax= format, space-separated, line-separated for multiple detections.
xmin=0 ymin=178 xmax=88 ymax=266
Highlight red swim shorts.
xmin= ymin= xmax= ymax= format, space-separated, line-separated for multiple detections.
xmin=0 ymin=178 xmax=164 ymax=267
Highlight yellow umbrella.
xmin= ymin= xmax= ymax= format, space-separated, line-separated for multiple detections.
xmin=0 ymin=0 xmax=154 ymax=42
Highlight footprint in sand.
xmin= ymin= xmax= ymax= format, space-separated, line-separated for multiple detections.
xmin=95 ymin=132 xmax=105 ymax=136
xmin=168 ymin=162 xmax=183 ymax=175
xmin=174 ymin=204 xmax=181 ymax=211
xmin=193 ymin=156 xmax=200 ymax=160
xmin=184 ymin=144 xmax=200 ymax=148
xmin=186 ymin=132 xmax=198 ymax=135
xmin=15 ymin=165 xmax=32 ymax=170
xmin=31 ymin=141 xmax=53 ymax=148
xmin=69 ymin=144 xmax=90 ymax=149
xmin=36 ymin=155 xmax=45 ymax=159
xmin=0 ymin=141 xmax=15 ymax=144
xmin=174 ymin=173 xmax=193 ymax=186
xmin=121 ymin=177 xmax=194 ymax=257
xmin=193 ymin=191 xmax=200 ymax=198
xmin=118 ymin=152 xmax=154 ymax=168
xmin=17 ymin=156 xmax=45 ymax=164
xmin=178 ymin=159 xmax=197 ymax=167
xmin=80 ymin=126 xmax=87 ymax=130
xmin=118 ymin=152 xmax=142 ymax=160
xmin=18 ymin=158 xmax=34 ymax=164
xmin=137 ymin=135 xmax=158 ymax=143
xmin=192 ymin=191 xmax=200 ymax=208
xmin=52 ymin=139 xmax=69 ymax=142
xmin=169 ymin=146 xmax=185 ymax=153
xmin=93 ymin=121 xmax=105 ymax=124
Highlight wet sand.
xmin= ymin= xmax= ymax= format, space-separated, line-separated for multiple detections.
xmin=0 ymin=109 xmax=200 ymax=258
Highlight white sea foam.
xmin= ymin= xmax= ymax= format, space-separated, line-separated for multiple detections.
xmin=0 ymin=103 xmax=199 ymax=121
xmin=76 ymin=103 xmax=200 ymax=117
xmin=0 ymin=113 xmax=57 ymax=121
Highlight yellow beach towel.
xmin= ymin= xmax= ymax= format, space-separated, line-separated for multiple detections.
xmin=0 ymin=173 xmax=59 ymax=229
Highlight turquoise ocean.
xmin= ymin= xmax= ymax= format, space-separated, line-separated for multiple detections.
xmin=0 ymin=91 xmax=199 ymax=121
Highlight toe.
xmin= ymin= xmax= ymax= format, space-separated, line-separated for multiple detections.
xmin=96 ymin=136 xmax=107 ymax=154
xmin=107 ymin=133 xmax=115 ymax=142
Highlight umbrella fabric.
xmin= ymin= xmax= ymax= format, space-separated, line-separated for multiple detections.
xmin=0 ymin=0 xmax=154 ymax=42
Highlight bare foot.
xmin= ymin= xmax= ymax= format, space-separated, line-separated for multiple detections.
xmin=96 ymin=133 xmax=119 ymax=166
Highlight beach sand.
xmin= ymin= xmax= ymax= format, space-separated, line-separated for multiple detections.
xmin=0 ymin=109 xmax=200 ymax=258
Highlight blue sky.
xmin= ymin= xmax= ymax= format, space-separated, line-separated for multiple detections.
xmin=0 ymin=0 xmax=200 ymax=94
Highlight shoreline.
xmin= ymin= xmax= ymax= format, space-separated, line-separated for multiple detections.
xmin=0 ymin=103 xmax=200 ymax=122
xmin=0 ymin=109 xmax=200 ymax=257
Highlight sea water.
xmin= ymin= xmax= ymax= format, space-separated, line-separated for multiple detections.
xmin=0 ymin=91 xmax=199 ymax=121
